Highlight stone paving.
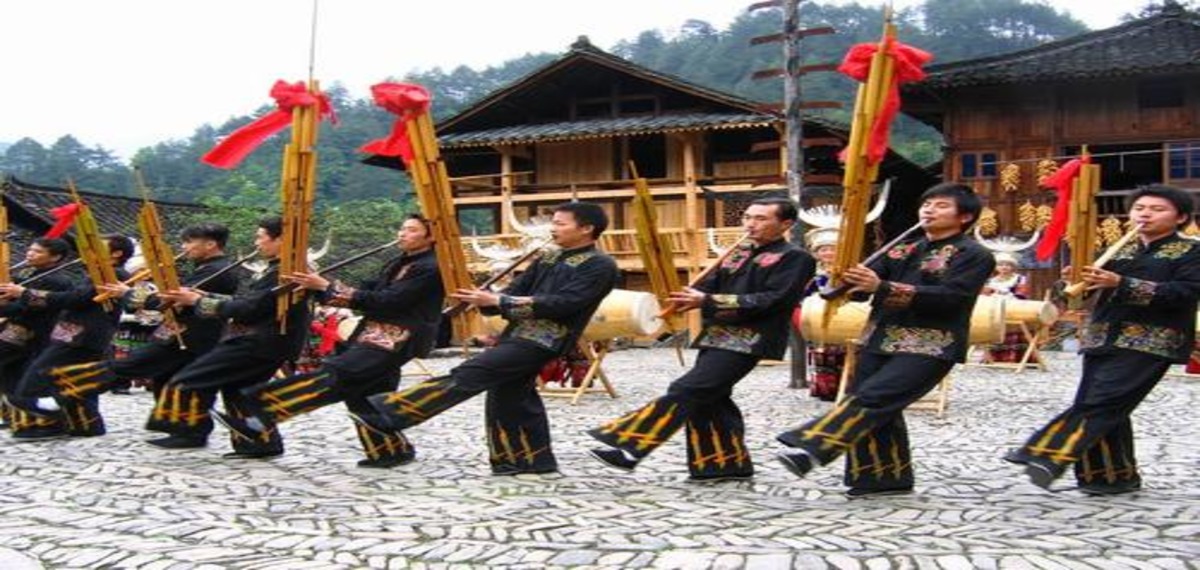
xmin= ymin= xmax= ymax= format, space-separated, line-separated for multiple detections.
xmin=0 ymin=348 xmax=1197 ymax=569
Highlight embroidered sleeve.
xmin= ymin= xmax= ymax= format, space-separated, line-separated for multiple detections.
xmin=22 ymin=289 xmax=50 ymax=308
xmin=500 ymin=294 xmax=535 ymax=320
xmin=710 ymin=294 xmax=739 ymax=309
xmin=195 ymin=293 xmax=233 ymax=318
xmin=702 ymin=249 xmax=815 ymax=323
xmin=1117 ymin=277 xmax=1157 ymax=306
xmin=879 ymin=281 xmax=916 ymax=309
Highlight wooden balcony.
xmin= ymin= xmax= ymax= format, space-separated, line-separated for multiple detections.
xmin=460 ymin=226 xmax=747 ymax=275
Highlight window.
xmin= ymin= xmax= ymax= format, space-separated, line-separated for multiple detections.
xmin=1167 ymin=141 xmax=1200 ymax=181
xmin=959 ymin=152 xmax=998 ymax=179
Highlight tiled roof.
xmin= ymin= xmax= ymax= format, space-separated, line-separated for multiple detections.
xmin=437 ymin=37 xmax=773 ymax=135
xmin=440 ymin=113 xmax=776 ymax=148
xmin=2 ymin=175 xmax=206 ymax=239
xmin=915 ymin=4 xmax=1200 ymax=89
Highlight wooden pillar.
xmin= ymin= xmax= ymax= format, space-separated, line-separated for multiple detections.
xmin=500 ymin=149 xmax=513 ymax=233
xmin=681 ymin=132 xmax=704 ymax=338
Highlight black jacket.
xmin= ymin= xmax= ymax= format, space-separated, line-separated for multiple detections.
xmin=24 ymin=267 xmax=131 ymax=352
xmin=0 ymin=263 xmax=76 ymax=350
xmin=195 ymin=260 xmax=311 ymax=361
xmin=485 ymin=244 xmax=619 ymax=355
xmin=325 ymin=248 xmax=444 ymax=358
xmin=123 ymin=255 xmax=241 ymax=354
xmin=1076 ymin=233 xmax=1200 ymax=363
xmin=859 ymin=232 xmax=995 ymax=362
xmin=693 ymin=239 xmax=815 ymax=360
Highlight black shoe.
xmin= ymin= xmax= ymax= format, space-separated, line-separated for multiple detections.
xmin=491 ymin=464 xmax=559 ymax=476
xmin=845 ymin=486 xmax=914 ymax=498
xmin=146 ymin=435 xmax=208 ymax=449
xmin=222 ymin=449 xmax=283 ymax=459
xmin=1002 ymin=448 xmax=1030 ymax=465
xmin=1079 ymin=481 xmax=1141 ymax=496
xmin=357 ymin=456 xmax=414 ymax=469
xmin=348 ymin=409 xmax=397 ymax=434
xmin=687 ymin=472 xmax=754 ymax=484
xmin=1025 ymin=461 xmax=1061 ymax=489
xmin=587 ymin=447 xmax=638 ymax=472
xmin=776 ymin=450 xmax=815 ymax=479
xmin=213 ymin=411 xmax=264 ymax=440
xmin=11 ymin=427 xmax=66 ymax=441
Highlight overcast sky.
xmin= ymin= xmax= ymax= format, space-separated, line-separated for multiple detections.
xmin=0 ymin=0 xmax=1154 ymax=161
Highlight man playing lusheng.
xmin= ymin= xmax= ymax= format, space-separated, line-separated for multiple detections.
xmin=0 ymin=238 xmax=75 ymax=430
xmin=226 ymin=215 xmax=443 ymax=468
xmin=775 ymin=183 xmax=994 ymax=497
xmin=1006 ymin=184 xmax=1200 ymax=495
xmin=46 ymin=223 xmax=241 ymax=447
xmin=153 ymin=216 xmax=311 ymax=458
xmin=356 ymin=202 xmax=619 ymax=475
xmin=587 ymin=197 xmax=815 ymax=482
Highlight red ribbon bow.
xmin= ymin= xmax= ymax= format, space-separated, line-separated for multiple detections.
xmin=310 ymin=314 xmax=342 ymax=357
xmin=839 ymin=37 xmax=933 ymax=165
xmin=201 ymin=80 xmax=336 ymax=169
xmin=46 ymin=203 xmax=82 ymax=238
xmin=359 ymin=82 xmax=432 ymax=166
xmin=1034 ymin=158 xmax=1088 ymax=261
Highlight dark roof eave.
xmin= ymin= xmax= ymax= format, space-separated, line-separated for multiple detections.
xmin=442 ymin=121 xmax=777 ymax=149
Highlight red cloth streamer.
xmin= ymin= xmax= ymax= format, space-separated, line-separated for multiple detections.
xmin=359 ymin=83 xmax=432 ymax=166
xmin=1034 ymin=158 xmax=1087 ymax=261
xmin=45 ymin=203 xmax=82 ymax=238
xmin=838 ymin=37 xmax=933 ymax=165
xmin=201 ymin=80 xmax=336 ymax=169
xmin=311 ymin=314 xmax=341 ymax=357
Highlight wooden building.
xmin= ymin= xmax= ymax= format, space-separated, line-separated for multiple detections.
xmin=904 ymin=3 xmax=1200 ymax=292
xmin=419 ymin=37 xmax=932 ymax=282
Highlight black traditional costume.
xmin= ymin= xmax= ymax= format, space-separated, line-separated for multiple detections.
xmin=361 ymin=244 xmax=618 ymax=474
xmin=777 ymin=232 xmax=994 ymax=493
xmin=590 ymin=239 xmax=814 ymax=480
xmin=232 ymin=249 xmax=443 ymax=467
xmin=47 ymin=255 xmax=240 ymax=433
xmin=149 ymin=260 xmax=310 ymax=456
xmin=1008 ymin=233 xmax=1200 ymax=493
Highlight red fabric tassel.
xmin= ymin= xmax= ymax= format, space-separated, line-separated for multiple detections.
xmin=201 ymin=80 xmax=336 ymax=169
xmin=838 ymin=38 xmax=933 ymax=165
xmin=311 ymin=314 xmax=342 ymax=357
xmin=359 ymin=83 xmax=432 ymax=166
xmin=1035 ymin=158 xmax=1087 ymax=261
xmin=45 ymin=203 xmax=82 ymax=238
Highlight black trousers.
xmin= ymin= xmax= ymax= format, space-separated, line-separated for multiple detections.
xmin=1014 ymin=350 xmax=1169 ymax=486
xmin=367 ymin=341 xmax=558 ymax=472
xmin=777 ymin=351 xmax=954 ymax=490
xmin=11 ymin=343 xmax=108 ymax=437
xmin=244 ymin=344 xmax=414 ymax=462
xmin=0 ymin=341 xmax=33 ymax=429
xmin=590 ymin=349 xmax=761 ymax=477
xmin=154 ymin=338 xmax=289 ymax=453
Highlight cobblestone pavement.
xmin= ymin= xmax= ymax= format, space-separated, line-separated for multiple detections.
xmin=1 ymin=349 xmax=1197 ymax=569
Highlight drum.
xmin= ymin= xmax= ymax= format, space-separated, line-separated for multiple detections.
xmin=482 ymin=289 xmax=662 ymax=341
xmin=799 ymin=295 xmax=1005 ymax=345
xmin=970 ymin=295 xmax=1006 ymax=345
xmin=1005 ymin=298 xmax=1059 ymax=327
xmin=799 ymin=296 xmax=872 ymax=345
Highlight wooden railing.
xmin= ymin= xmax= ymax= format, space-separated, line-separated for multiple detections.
xmin=459 ymin=226 xmax=746 ymax=274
